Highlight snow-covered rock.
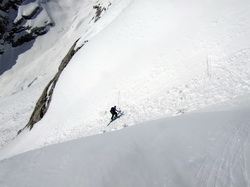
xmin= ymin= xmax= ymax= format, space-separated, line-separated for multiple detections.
xmin=0 ymin=0 xmax=53 ymax=56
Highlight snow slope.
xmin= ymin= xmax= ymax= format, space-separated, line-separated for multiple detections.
xmin=0 ymin=0 xmax=127 ymax=96
xmin=0 ymin=0 xmax=129 ymax=148
xmin=0 ymin=99 xmax=249 ymax=187
xmin=1 ymin=0 xmax=250 ymax=158
xmin=39 ymin=0 xmax=250 ymax=139
xmin=0 ymin=0 xmax=250 ymax=186
xmin=0 ymin=0 xmax=250 ymax=177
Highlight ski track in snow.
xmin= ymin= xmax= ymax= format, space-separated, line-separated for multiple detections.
xmin=195 ymin=115 xmax=250 ymax=187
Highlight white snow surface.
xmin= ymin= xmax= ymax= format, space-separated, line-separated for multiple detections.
xmin=0 ymin=101 xmax=250 ymax=187
xmin=0 ymin=0 xmax=250 ymax=186
xmin=0 ymin=0 xmax=128 ymax=149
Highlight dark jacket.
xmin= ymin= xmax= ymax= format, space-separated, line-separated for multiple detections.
xmin=110 ymin=107 xmax=116 ymax=114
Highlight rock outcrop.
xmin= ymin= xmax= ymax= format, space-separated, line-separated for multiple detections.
xmin=0 ymin=0 xmax=53 ymax=54
xmin=24 ymin=39 xmax=87 ymax=131
xmin=13 ymin=1 xmax=112 ymax=132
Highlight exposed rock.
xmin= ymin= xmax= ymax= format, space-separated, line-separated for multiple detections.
xmin=24 ymin=39 xmax=88 ymax=131
xmin=0 ymin=0 xmax=53 ymax=55
xmin=92 ymin=2 xmax=112 ymax=23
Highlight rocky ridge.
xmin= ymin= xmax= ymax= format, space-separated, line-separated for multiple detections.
xmin=0 ymin=0 xmax=53 ymax=54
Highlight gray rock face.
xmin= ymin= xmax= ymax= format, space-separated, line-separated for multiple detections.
xmin=24 ymin=39 xmax=87 ymax=131
xmin=0 ymin=0 xmax=53 ymax=54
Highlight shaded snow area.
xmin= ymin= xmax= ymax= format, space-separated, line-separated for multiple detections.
xmin=0 ymin=0 xmax=250 ymax=186
xmin=0 ymin=101 xmax=250 ymax=187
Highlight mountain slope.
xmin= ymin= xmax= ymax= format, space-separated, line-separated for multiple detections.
xmin=0 ymin=0 xmax=129 ymax=149
xmin=0 ymin=0 xmax=250 ymax=186
xmin=0 ymin=99 xmax=249 ymax=187
xmin=0 ymin=0 xmax=250 ymax=166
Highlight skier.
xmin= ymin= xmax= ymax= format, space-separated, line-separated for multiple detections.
xmin=110 ymin=106 xmax=118 ymax=121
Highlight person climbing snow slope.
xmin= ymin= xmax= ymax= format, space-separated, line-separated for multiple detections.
xmin=110 ymin=106 xmax=118 ymax=121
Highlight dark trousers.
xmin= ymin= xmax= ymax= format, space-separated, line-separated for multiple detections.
xmin=111 ymin=112 xmax=118 ymax=120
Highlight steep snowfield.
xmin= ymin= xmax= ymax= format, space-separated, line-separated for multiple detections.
xmin=0 ymin=0 xmax=250 ymax=185
xmin=0 ymin=0 xmax=129 ymax=148
xmin=2 ymin=0 xmax=249 ymax=156
xmin=0 ymin=99 xmax=249 ymax=187
xmin=0 ymin=0 xmax=126 ymax=96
